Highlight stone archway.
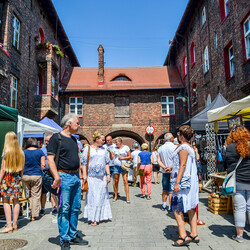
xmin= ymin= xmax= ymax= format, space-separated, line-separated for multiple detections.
xmin=75 ymin=134 xmax=90 ymax=144
xmin=106 ymin=130 xmax=145 ymax=146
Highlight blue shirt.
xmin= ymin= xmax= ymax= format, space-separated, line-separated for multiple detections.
xmin=41 ymin=146 xmax=48 ymax=168
xmin=138 ymin=151 xmax=152 ymax=165
xmin=23 ymin=149 xmax=45 ymax=175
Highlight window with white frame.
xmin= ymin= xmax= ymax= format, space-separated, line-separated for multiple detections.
xmin=51 ymin=74 xmax=55 ymax=97
xmin=214 ymin=32 xmax=218 ymax=51
xmin=224 ymin=0 xmax=230 ymax=17
xmin=12 ymin=15 xmax=20 ymax=50
xmin=204 ymin=46 xmax=209 ymax=73
xmin=161 ymin=96 xmax=175 ymax=115
xmin=183 ymin=56 xmax=187 ymax=77
xmin=229 ymin=46 xmax=235 ymax=77
xmin=201 ymin=7 xmax=206 ymax=26
xmin=69 ymin=97 xmax=83 ymax=115
xmin=10 ymin=75 xmax=18 ymax=108
xmin=243 ymin=16 xmax=250 ymax=60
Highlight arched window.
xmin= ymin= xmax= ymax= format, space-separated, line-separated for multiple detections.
xmin=204 ymin=46 xmax=209 ymax=73
xmin=39 ymin=28 xmax=44 ymax=43
xmin=206 ymin=94 xmax=212 ymax=107
xmin=112 ymin=76 xmax=131 ymax=81
xmin=183 ymin=56 xmax=187 ymax=77
xmin=190 ymin=42 xmax=195 ymax=66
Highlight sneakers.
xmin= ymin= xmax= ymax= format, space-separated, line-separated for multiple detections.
xmin=141 ymin=194 xmax=146 ymax=199
xmin=146 ymin=196 xmax=151 ymax=200
xmin=232 ymin=235 xmax=244 ymax=243
xmin=70 ymin=235 xmax=89 ymax=245
xmin=132 ymin=183 xmax=137 ymax=187
xmin=40 ymin=208 xmax=45 ymax=216
xmin=61 ymin=241 xmax=70 ymax=250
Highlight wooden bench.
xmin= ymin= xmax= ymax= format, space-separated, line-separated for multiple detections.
xmin=0 ymin=198 xmax=29 ymax=222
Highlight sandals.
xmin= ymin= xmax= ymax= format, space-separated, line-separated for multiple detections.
xmin=197 ymin=220 xmax=205 ymax=226
xmin=172 ymin=236 xmax=191 ymax=247
xmin=190 ymin=235 xmax=200 ymax=243
xmin=0 ymin=225 xmax=13 ymax=234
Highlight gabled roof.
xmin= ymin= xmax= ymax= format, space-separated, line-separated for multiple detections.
xmin=40 ymin=0 xmax=80 ymax=66
xmin=164 ymin=0 xmax=202 ymax=65
xmin=61 ymin=66 xmax=183 ymax=91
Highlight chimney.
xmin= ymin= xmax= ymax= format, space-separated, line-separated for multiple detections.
xmin=98 ymin=45 xmax=104 ymax=86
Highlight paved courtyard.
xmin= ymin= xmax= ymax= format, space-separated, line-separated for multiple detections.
xmin=0 ymin=176 xmax=250 ymax=250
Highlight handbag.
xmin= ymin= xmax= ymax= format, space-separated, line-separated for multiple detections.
xmin=222 ymin=156 xmax=243 ymax=195
xmin=83 ymin=146 xmax=91 ymax=192
xmin=137 ymin=152 xmax=150 ymax=176
xmin=42 ymin=133 xmax=61 ymax=196
xmin=121 ymin=162 xmax=130 ymax=172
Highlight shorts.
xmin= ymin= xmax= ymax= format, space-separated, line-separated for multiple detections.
xmin=153 ymin=164 xmax=160 ymax=172
xmin=162 ymin=173 xmax=171 ymax=192
xmin=42 ymin=184 xmax=49 ymax=194
xmin=110 ymin=166 xmax=114 ymax=178
xmin=113 ymin=165 xmax=126 ymax=175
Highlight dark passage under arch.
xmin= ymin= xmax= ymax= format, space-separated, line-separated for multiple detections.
xmin=106 ymin=130 xmax=144 ymax=145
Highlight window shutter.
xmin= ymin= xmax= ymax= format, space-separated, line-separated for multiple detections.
xmin=220 ymin=0 xmax=225 ymax=22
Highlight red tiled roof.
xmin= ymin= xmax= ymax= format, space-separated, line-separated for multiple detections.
xmin=62 ymin=66 xmax=183 ymax=91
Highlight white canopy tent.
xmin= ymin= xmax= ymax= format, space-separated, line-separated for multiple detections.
xmin=17 ymin=115 xmax=59 ymax=146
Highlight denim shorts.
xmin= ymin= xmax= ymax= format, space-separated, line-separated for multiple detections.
xmin=113 ymin=165 xmax=126 ymax=174
xmin=162 ymin=173 xmax=171 ymax=192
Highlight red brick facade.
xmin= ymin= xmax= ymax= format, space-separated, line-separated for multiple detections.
xmin=165 ymin=0 xmax=250 ymax=118
xmin=0 ymin=0 xmax=79 ymax=122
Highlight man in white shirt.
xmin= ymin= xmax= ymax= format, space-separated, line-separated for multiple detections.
xmin=103 ymin=136 xmax=116 ymax=177
xmin=131 ymin=142 xmax=141 ymax=187
xmin=158 ymin=133 xmax=177 ymax=211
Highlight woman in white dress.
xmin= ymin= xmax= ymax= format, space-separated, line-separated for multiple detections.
xmin=82 ymin=132 xmax=112 ymax=226
xmin=171 ymin=125 xmax=199 ymax=247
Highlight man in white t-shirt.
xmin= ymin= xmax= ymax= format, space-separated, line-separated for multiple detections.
xmin=103 ymin=136 xmax=116 ymax=178
xmin=158 ymin=133 xmax=177 ymax=211
xmin=131 ymin=142 xmax=141 ymax=187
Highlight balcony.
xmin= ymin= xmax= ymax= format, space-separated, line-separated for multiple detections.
xmin=34 ymin=94 xmax=59 ymax=116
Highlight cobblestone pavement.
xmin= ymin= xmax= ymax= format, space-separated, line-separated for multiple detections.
xmin=0 ymin=175 xmax=250 ymax=249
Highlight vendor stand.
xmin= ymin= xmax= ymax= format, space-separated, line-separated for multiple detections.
xmin=205 ymin=95 xmax=250 ymax=214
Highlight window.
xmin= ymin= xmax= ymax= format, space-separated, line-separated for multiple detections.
xmin=224 ymin=42 xmax=235 ymax=81
xmin=112 ymin=76 xmax=131 ymax=81
xmin=69 ymin=97 xmax=83 ymax=115
xmin=220 ymin=0 xmax=230 ymax=22
xmin=35 ymin=73 xmax=43 ymax=95
xmin=12 ymin=15 xmax=20 ymax=50
xmin=242 ymin=15 xmax=250 ymax=61
xmin=214 ymin=32 xmax=218 ymax=52
xmin=10 ymin=75 xmax=18 ymax=108
xmin=201 ymin=7 xmax=206 ymax=26
xmin=39 ymin=28 xmax=44 ymax=43
xmin=51 ymin=74 xmax=55 ymax=97
xmin=204 ymin=46 xmax=209 ymax=73
xmin=0 ymin=2 xmax=3 ymax=41
xmin=190 ymin=42 xmax=195 ymax=66
xmin=206 ymin=94 xmax=211 ymax=107
xmin=161 ymin=96 xmax=175 ymax=116
xmin=183 ymin=56 xmax=187 ymax=77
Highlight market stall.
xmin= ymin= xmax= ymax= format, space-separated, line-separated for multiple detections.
xmin=17 ymin=115 xmax=59 ymax=147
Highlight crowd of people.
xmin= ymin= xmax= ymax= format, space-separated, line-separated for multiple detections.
xmin=0 ymin=113 xmax=249 ymax=249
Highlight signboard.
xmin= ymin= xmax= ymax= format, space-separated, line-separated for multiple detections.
xmin=145 ymin=125 xmax=155 ymax=135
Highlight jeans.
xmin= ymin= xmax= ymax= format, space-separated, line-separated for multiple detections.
xmin=233 ymin=182 xmax=250 ymax=227
xmin=58 ymin=172 xmax=81 ymax=244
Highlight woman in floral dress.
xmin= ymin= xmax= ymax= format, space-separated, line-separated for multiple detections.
xmin=82 ymin=132 xmax=112 ymax=226
xmin=171 ymin=126 xmax=199 ymax=247
xmin=0 ymin=132 xmax=25 ymax=233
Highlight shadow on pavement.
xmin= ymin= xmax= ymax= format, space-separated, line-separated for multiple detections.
xmin=48 ymin=231 xmax=86 ymax=246
xmin=208 ymin=224 xmax=250 ymax=240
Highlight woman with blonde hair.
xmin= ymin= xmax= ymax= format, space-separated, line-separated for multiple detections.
xmin=82 ymin=131 xmax=112 ymax=226
xmin=138 ymin=143 xmax=153 ymax=199
xmin=225 ymin=125 xmax=250 ymax=243
xmin=0 ymin=132 xmax=25 ymax=233
xmin=112 ymin=137 xmax=131 ymax=203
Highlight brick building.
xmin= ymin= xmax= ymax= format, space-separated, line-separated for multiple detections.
xmin=165 ymin=0 xmax=250 ymax=119
xmin=61 ymin=45 xmax=185 ymax=146
xmin=0 ymin=0 xmax=79 ymax=121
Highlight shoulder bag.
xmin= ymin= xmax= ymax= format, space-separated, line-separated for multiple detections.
xmin=137 ymin=152 xmax=150 ymax=176
xmin=42 ymin=133 xmax=61 ymax=196
xmin=83 ymin=146 xmax=91 ymax=192
xmin=222 ymin=156 xmax=243 ymax=195
xmin=120 ymin=147 xmax=131 ymax=172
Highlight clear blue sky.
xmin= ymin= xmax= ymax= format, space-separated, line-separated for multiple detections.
xmin=52 ymin=0 xmax=189 ymax=67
